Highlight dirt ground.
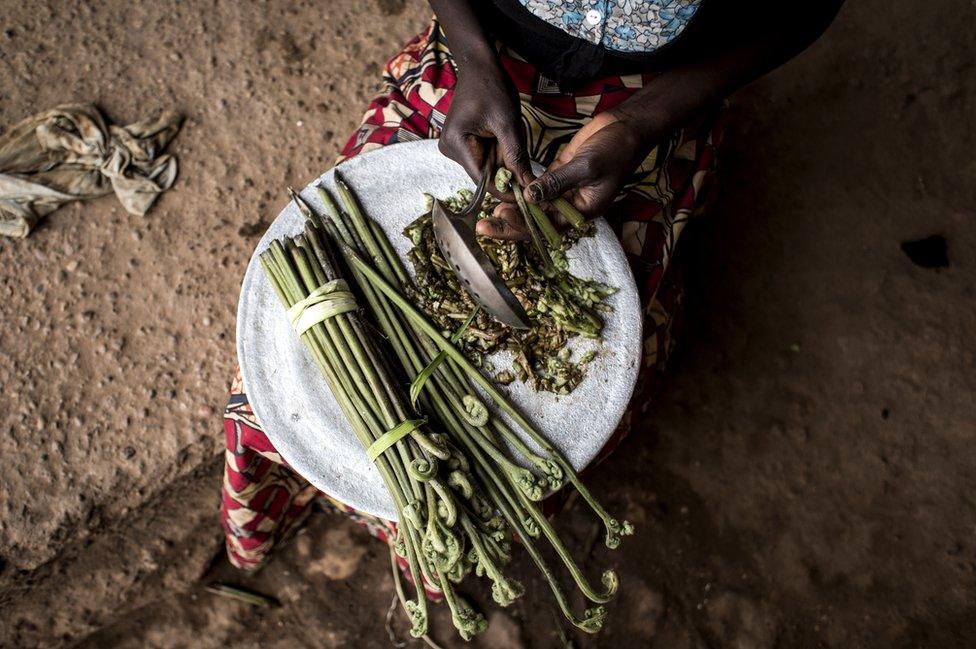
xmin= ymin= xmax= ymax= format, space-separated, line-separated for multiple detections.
xmin=1 ymin=0 xmax=974 ymax=647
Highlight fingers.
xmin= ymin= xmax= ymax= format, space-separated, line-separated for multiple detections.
xmin=524 ymin=157 xmax=592 ymax=204
xmin=494 ymin=120 xmax=534 ymax=188
xmin=440 ymin=101 xmax=532 ymax=190
xmin=475 ymin=202 xmax=530 ymax=241
xmin=486 ymin=120 xmax=533 ymax=202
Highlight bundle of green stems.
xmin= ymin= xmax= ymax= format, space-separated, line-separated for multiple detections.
xmin=260 ymin=176 xmax=632 ymax=641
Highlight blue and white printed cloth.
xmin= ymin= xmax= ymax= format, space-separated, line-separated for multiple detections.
xmin=518 ymin=0 xmax=702 ymax=53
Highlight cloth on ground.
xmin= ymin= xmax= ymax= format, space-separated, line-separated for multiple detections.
xmin=0 ymin=103 xmax=182 ymax=238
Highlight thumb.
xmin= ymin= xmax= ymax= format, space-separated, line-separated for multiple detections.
xmin=475 ymin=203 xmax=529 ymax=241
xmin=525 ymin=157 xmax=591 ymax=203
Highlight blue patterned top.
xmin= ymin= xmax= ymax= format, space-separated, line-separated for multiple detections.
xmin=517 ymin=1 xmax=702 ymax=53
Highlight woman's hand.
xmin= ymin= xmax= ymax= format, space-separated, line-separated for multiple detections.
xmin=512 ymin=2 xmax=847 ymax=226
xmin=439 ymin=61 xmax=533 ymax=190
xmin=524 ymin=109 xmax=656 ymax=219
xmin=429 ymin=0 xmax=533 ymax=191
xmin=430 ymin=0 xmax=533 ymax=239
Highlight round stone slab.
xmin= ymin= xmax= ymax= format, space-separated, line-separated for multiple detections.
xmin=236 ymin=140 xmax=641 ymax=521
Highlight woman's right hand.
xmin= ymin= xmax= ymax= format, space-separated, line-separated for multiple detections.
xmin=439 ymin=59 xmax=533 ymax=190
xmin=428 ymin=0 xmax=533 ymax=239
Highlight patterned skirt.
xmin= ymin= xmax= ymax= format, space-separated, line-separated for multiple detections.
xmin=220 ymin=20 xmax=721 ymax=576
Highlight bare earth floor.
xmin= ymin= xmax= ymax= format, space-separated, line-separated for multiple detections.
xmin=1 ymin=1 xmax=974 ymax=647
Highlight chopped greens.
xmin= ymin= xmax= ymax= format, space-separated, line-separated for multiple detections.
xmin=403 ymin=170 xmax=617 ymax=394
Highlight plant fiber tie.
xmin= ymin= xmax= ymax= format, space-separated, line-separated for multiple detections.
xmin=366 ymin=419 xmax=427 ymax=462
xmin=286 ymin=279 xmax=357 ymax=335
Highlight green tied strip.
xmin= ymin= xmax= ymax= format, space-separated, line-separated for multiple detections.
xmin=286 ymin=279 xmax=357 ymax=335
xmin=366 ymin=418 xmax=427 ymax=462
xmin=409 ymin=306 xmax=480 ymax=407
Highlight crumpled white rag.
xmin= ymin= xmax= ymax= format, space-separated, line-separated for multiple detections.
xmin=0 ymin=103 xmax=182 ymax=238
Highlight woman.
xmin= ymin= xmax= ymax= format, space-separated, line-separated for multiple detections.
xmin=220 ymin=0 xmax=843 ymax=573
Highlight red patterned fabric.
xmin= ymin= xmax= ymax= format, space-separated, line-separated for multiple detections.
xmin=220 ymin=20 xmax=721 ymax=573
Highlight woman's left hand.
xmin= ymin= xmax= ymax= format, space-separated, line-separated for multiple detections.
xmin=525 ymin=109 xmax=655 ymax=217
xmin=475 ymin=108 xmax=658 ymax=240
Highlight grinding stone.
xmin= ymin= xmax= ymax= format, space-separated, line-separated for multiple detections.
xmin=236 ymin=140 xmax=642 ymax=521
